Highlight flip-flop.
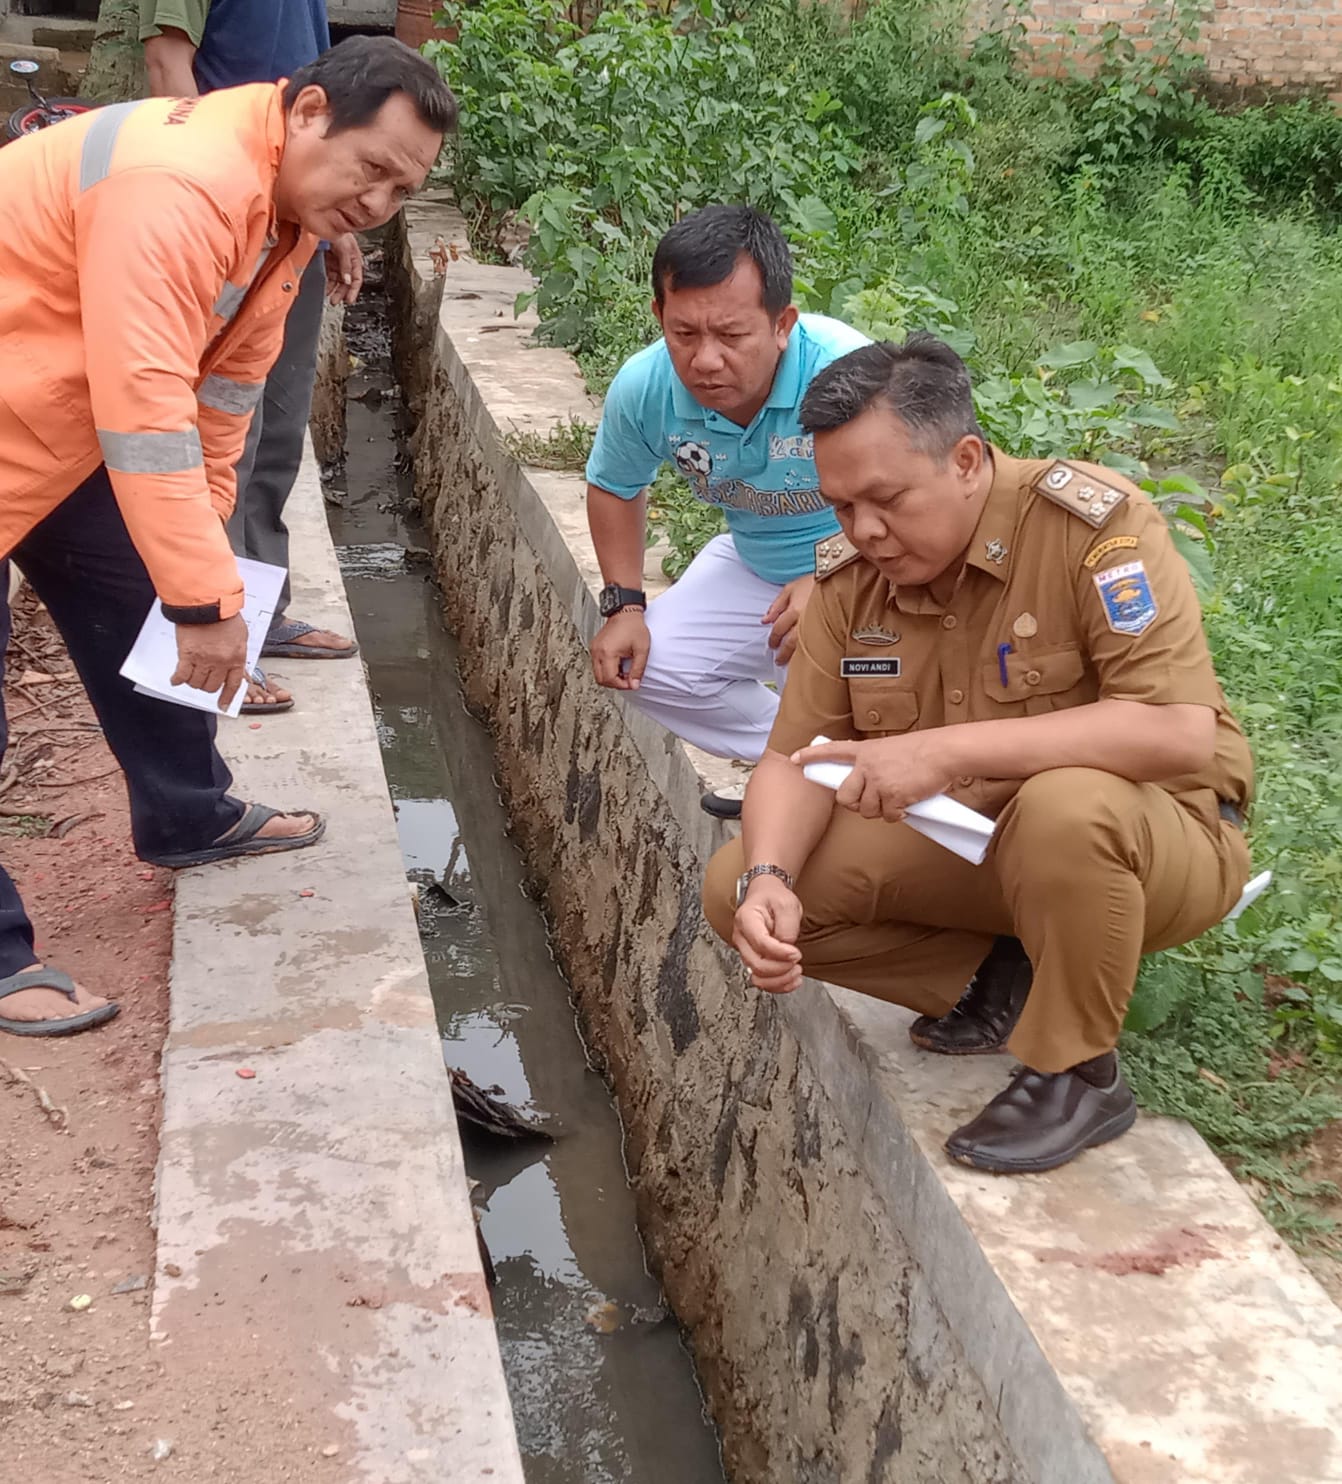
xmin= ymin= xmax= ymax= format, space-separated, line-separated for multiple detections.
xmin=261 ymin=619 xmax=359 ymax=661
xmin=0 ymin=968 xmax=120 ymax=1039
xmin=241 ymin=665 xmax=294 ymax=716
xmin=142 ymin=802 xmax=326 ymax=869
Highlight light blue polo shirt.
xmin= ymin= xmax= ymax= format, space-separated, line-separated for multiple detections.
xmin=586 ymin=314 xmax=870 ymax=586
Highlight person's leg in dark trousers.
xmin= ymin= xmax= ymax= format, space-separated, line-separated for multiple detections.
xmin=0 ymin=557 xmax=117 ymax=1032
xmin=0 ymin=563 xmax=39 ymax=980
xmin=228 ymin=253 xmax=326 ymax=621
xmin=13 ymin=469 xmax=243 ymax=862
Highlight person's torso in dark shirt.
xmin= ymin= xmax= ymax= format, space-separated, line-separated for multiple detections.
xmin=195 ymin=0 xmax=329 ymax=92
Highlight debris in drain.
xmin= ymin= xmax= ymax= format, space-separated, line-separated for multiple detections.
xmin=334 ymin=541 xmax=409 ymax=581
xmin=584 ymin=1300 xmax=621 ymax=1334
xmin=450 ymin=1068 xmax=554 ymax=1142
xmin=425 ymin=878 xmax=466 ymax=909
xmin=582 ymin=1298 xmax=671 ymax=1334
xmin=407 ymin=867 xmax=470 ymax=913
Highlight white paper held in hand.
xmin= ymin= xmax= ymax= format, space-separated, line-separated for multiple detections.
xmin=1223 ymin=869 xmax=1272 ymax=923
xmin=801 ymin=735 xmax=997 ymax=866
xmin=118 ymin=558 xmax=286 ymax=719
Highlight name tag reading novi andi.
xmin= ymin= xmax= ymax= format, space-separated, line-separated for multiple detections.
xmin=840 ymin=657 xmax=902 ymax=678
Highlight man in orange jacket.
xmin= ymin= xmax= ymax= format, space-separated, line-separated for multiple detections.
xmin=141 ymin=0 xmax=366 ymax=717
xmin=0 ymin=37 xmax=456 ymax=1037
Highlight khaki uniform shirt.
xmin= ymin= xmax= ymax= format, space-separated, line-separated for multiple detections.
xmin=771 ymin=450 xmax=1253 ymax=821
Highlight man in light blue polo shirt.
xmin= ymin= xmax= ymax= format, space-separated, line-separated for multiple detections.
xmin=586 ymin=205 xmax=868 ymax=816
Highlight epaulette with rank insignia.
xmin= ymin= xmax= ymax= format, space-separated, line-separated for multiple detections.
xmin=1032 ymin=460 xmax=1129 ymax=529
xmin=814 ymin=532 xmax=861 ymax=580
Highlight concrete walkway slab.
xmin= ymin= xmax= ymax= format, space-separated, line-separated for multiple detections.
xmin=152 ymin=446 xmax=523 ymax=1482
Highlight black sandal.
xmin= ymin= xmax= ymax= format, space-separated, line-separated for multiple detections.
xmin=142 ymin=803 xmax=325 ymax=869
xmin=0 ymin=968 xmax=120 ymax=1038
xmin=240 ymin=666 xmax=295 ymax=716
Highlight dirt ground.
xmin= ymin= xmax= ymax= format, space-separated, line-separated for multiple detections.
xmin=0 ymin=592 xmax=355 ymax=1483
xmin=0 ymin=588 xmax=180 ymax=1481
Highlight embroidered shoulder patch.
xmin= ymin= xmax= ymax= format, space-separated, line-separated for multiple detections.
xmin=1083 ymin=533 xmax=1140 ymax=568
xmin=1094 ymin=560 xmax=1158 ymax=636
xmin=814 ymin=532 xmax=861 ymax=580
xmin=1034 ymin=461 xmax=1129 ymax=529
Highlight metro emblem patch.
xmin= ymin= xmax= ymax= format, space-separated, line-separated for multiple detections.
xmin=1094 ymin=560 xmax=1158 ymax=636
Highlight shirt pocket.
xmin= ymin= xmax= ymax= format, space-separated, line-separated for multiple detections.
xmin=982 ymin=642 xmax=1088 ymax=717
xmin=848 ymin=679 xmax=920 ymax=735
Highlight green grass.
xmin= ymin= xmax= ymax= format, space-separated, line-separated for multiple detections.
xmin=503 ymin=417 xmax=595 ymax=472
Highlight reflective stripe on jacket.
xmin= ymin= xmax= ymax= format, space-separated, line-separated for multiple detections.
xmin=0 ymin=84 xmax=317 ymax=620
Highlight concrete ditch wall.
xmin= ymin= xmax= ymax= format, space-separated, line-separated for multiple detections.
xmin=381 ymin=200 xmax=1342 ymax=1484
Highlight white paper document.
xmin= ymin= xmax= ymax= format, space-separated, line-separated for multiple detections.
xmin=1224 ymin=869 xmax=1273 ymax=922
xmin=801 ymin=736 xmax=997 ymax=865
xmin=119 ymin=557 xmax=285 ymax=719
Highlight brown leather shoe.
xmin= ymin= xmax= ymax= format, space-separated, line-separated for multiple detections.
xmin=908 ymin=936 xmax=1032 ymax=1055
xmin=944 ymin=1061 xmax=1137 ymax=1174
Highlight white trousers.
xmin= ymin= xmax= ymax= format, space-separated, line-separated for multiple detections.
xmin=627 ymin=533 xmax=787 ymax=761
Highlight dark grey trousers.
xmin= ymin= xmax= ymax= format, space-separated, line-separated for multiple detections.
xmin=0 ymin=470 xmax=242 ymax=976
xmin=227 ymin=252 xmax=327 ymax=621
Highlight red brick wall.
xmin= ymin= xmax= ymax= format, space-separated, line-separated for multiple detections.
xmin=968 ymin=0 xmax=1342 ymax=100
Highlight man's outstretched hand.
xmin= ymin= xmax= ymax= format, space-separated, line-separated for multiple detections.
xmin=172 ymin=614 xmax=249 ymax=710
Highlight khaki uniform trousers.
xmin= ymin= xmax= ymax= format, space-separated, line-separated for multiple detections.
xmin=703 ymin=767 xmax=1251 ymax=1073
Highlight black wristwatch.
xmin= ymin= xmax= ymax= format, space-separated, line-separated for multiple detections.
xmin=598 ymin=583 xmax=647 ymax=619
xmin=735 ymin=863 xmax=794 ymax=907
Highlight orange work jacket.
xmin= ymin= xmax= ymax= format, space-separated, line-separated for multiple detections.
xmin=0 ymin=83 xmax=317 ymax=621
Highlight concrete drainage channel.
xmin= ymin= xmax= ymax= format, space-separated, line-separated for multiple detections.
xmin=359 ymin=197 xmax=1342 ymax=1484
xmin=324 ymin=248 xmax=728 ymax=1482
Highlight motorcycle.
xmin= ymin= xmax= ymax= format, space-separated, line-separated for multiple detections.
xmin=5 ymin=58 xmax=98 ymax=143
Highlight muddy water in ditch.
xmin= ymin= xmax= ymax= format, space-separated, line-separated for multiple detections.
xmin=323 ymin=277 xmax=726 ymax=1484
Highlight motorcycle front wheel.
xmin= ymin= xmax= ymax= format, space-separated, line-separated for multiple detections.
xmin=5 ymin=97 xmax=97 ymax=142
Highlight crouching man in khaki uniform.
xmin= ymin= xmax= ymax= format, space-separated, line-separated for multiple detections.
xmin=702 ymin=334 xmax=1253 ymax=1173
